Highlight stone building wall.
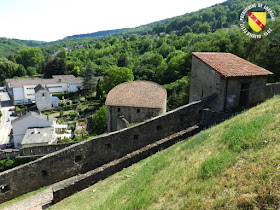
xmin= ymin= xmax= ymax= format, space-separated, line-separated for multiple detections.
xmin=190 ymin=55 xmax=273 ymax=112
xmin=189 ymin=56 xmax=226 ymax=111
xmin=35 ymin=89 xmax=52 ymax=111
xmin=0 ymin=95 xmax=215 ymax=203
xmin=107 ymin=106 xmax=165 ymax=132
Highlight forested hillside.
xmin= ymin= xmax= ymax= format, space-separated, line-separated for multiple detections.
xmin=0 ymin=0 xmax=279 ymax=110
xmin=0 ymin=38 xmax=45 ymax=58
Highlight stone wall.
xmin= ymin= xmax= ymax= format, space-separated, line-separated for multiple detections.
xmin=0 ymin=95 xmax=216 ymax=203
xmin=189 ymin=56 xmax=226 ymax=111
xmin=0 ymin=143 xmax=74 ymax=160
xmin=52 ymin=126 xmax=200 ymax=203
xmin=107 ymin=106 xmax=165 ymax=132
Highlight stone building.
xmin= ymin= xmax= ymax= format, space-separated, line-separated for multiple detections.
xmin=35 ymin=84 xmax=61 ymax=111
xmin=189 ymin=52 xmax=274 ymax=112
xmin=105 ymin=81 xmax=167 ymax=132
xmin=35 ymin=84 xmax=52 ymax=111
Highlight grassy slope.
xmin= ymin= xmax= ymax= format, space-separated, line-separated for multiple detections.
xmin=49 ymin=96 xmax=280 ymax=209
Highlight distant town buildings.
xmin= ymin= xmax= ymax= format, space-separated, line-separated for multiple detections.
xmin=189 ymin=52 xmax=274 ymax=112
xmin=5 ymin=75 xmax=83 ymax=104
xmin=105 ymin=81 xmax=167 ymax=132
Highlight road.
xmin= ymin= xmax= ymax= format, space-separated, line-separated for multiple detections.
xmin=0 ymin=86 xmax=16 ymax=148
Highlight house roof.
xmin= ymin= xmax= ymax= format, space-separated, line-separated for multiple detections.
xmin=51 ymin=96 xmax=61 ymax=103
xmin=11 ymin=111 xmax=56 ymax=125
xmin=5 ymin=75 xmax=83 ymax=88
xmin=192 ymin=52 xmax=273 ymax=78
xmin=105 ymin=81 xmax=167 ymax=109
xmin=21 ymin=127 xmax=55 ymax=145
xmin=34 ymin=84 xmax=47 ymax=93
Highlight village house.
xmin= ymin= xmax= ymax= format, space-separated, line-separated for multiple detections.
xmin=11 ymin=112 xmax=71 ymax=148
xmin=105 ymin=80 xmax=167 ymax=132
xmin=5 ymin=75 xmax=83 ymax=104
xmin=35 ymin=84 xmax=61 ymax=111
xmin=189 ymin=52 xmax=274 ymax=112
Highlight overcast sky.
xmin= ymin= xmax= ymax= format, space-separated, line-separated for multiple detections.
xmin=0 ymin=0 xmax=225 ymax=42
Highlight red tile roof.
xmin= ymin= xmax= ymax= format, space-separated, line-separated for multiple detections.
xmin=105 ymin=81 xmax=167 ymax=109
xmin=192 ymin=52 xmax=273 ymax=78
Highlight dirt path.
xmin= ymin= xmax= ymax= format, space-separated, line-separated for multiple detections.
xmin=2 ymin=188 xmax=53 ymax=210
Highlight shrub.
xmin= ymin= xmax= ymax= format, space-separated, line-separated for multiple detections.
xmin=92 ymin=105 xmax=107 ymax=135
xmin=59 ymin=111 xmax=64 ymax=117
xmin=69 ymin=111 xmax=78 ymax=117
xmin=60 ymin=102 xmax=66 ymax=107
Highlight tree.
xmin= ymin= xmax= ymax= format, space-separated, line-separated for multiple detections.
xmin=95 ymin=79 xmax=103 ymax=99
xmin=15 ymin=47 xmax=44 ymax=72
xmin=102 ymin=66 xmax=134 ymax=93
xmin=91 ymin=105 xmax=107 ymax=135
xmin=83 ymin=62 xmax=97 ymax=93
xmin=44 ymin=58 xmax=67 ymax=77
xmin=26 ymin=67 xmax=37 ymax=76
xmin=16 ymin=64 xmax=26 ymax=77
xmin=263 ymin=33 xmax=280 ymax=81
xmin=72 ymin=66 xmax=80 ymax=77
xmin=56 ymin=49 xmax=67 ymax=59
xmin=117 ymin=54 xmax=128 ymax=67
xmin=0 ymin=58 xmax=18 ymax=81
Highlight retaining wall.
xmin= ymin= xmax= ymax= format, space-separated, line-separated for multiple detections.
xmin=0 ymin=95 xmax=216 ymax=203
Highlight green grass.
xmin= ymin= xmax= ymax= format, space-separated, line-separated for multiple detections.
xmin=0 ymin=186 xmax=48 ymax=209
xmin=34 ymin=96 xmax=280 ymax=209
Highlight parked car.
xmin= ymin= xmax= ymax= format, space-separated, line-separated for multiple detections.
xmin=9 ymin=108 xmax=15 ymax=111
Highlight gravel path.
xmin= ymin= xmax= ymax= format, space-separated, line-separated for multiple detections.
xmin=2 ymin=188 xmax=53 ymax=210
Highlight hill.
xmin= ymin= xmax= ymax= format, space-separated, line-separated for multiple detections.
xmin=61 ymin=0 xmax=280 ymax=40
xmin=0 ymin=37 xmax=46 ymax=58
xmin=50 ymin=96 xmax=280 ymax=209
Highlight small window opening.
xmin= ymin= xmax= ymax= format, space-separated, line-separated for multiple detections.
xmin=42 ymin=170 xmax=48 ymax=177
xmin=137 ymin=109 xmax=140 ymax=113
xmin=42 ymin=93 xmax=45 ymax=97
xmin=117 ymin=108 xmax=121 ymax=112
xmin=105 ymin=143 xmax=111 ymax=148
xmin=156 ymin=125 xmax=162 ymax=131
xmin=134 ymin=134 xmax=139 ymax=140
xmin=1 ymin=185 xmax=10 ymax=194
xmin=75 ymin=155 xmax=82 ymax=163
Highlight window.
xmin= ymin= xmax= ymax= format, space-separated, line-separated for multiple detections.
xmin=134 ymin=134 xmax=139 ymax=140
xmin=42 ymin=170 xmax=48 ymax=177
xmin=42 ymin=93 xmax=45 ymax=97
xmin=156 ymin=125 xmax=162 ymax=131
xmin=117 ymin=108 xmax=121 ymax=112
xmin=137 ymin=109 xmax=140 ymax=113
xmin=48 ymin=86 xmax=63 ymax=88
xmin=75 ymin=155 xmax=82 ymax=163
xmin=1 ymin=185 xmax=10 ymax=194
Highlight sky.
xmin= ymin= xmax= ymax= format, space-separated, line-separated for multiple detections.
xmin=0 ymin=0 xmax=225 ymax=42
